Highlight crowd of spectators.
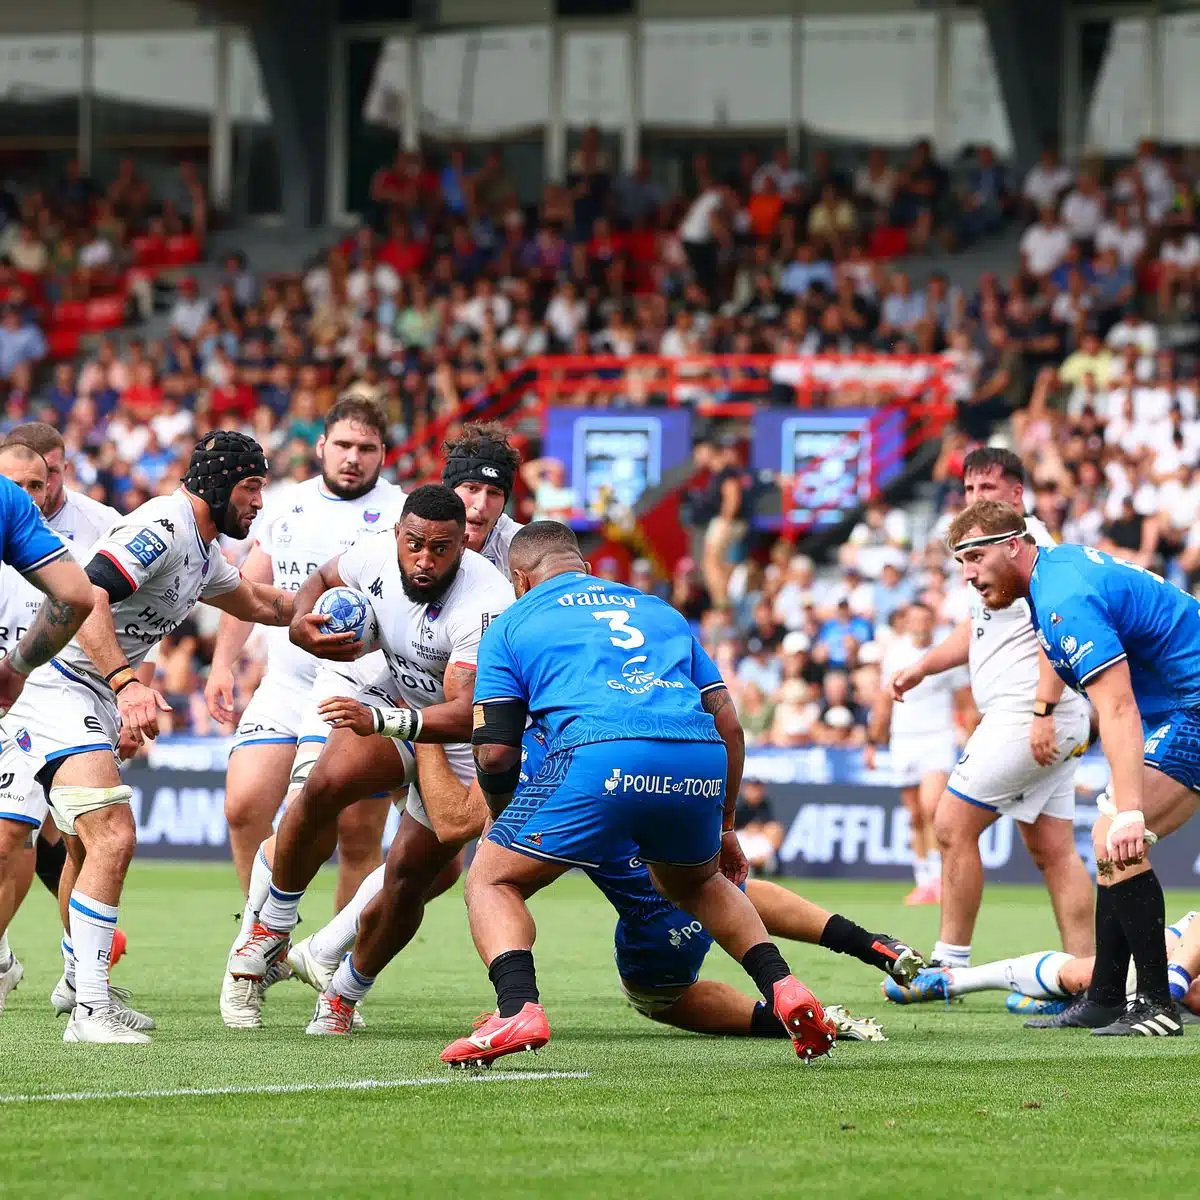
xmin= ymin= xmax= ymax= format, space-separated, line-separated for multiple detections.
xmin=5 ymin=134 xmax=1200 ymax=750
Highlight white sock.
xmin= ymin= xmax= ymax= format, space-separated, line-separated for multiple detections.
xmin=924 ymin=850 xmax=941 ymax=884
xmin=329 ymin=953 xmax=375 ymax=1005
xmin=1169 ymin=910 xmax=1198 ymax=939
xmin=257 ymin=880 xmax=305 ymax=933
xmin=309 ymin=864 xmax=385 ymax=968
xmin=0 ymin=929 xmax=9 ymax=966
xmin=62 ymin=936 xmax=75 ymax=986
xmin=68 ymin=891 xmax=117 ymax=1009
xmin=932 ymin=940 xmax=971 ymax=968
xmin=1168 ymin=963 xmax=1193 ymax=1002
xmin=913 ymin=854 xmax=928 ymax=886
xmin=947 ymin=951 xmax=1072 ymax=998
xmin=240 ymin=846 xmax=274 ymax=937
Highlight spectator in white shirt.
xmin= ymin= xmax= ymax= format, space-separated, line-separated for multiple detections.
xmin=497 ymin=305 xmax=547 ymax=363
xmin=347 ymin=250 xmax=399 ymax=304
xmin=545 ymin=281 xmax=588 ymax=348
xmin=853 ymin=148 xmax=898 ymax=214
xmin=1019 ymin=205 xmax=1071 ymax=276
xmin=1106 ymin=310 xmax=1159 ymax=368
xmin=168 ymin=276 xmax=210 ymax=340
xmin=752 ymin=148 xmax=804 ymax=197
xmin=1061 ymin=172 xmax=1104 ymax=242
xmin=659 ymin=309 xmax=701 ymax=358
xmin=1022 ymin=148 xmax=1073 ymax=217
xmin=678 ymin=182 xmax=733 ymax=292
xmin=1157 ymin=220 xmax=1200 ymax=316
xmin=459 ymin=277 xmax=511 ymax=336
xmin=1095 ymin=202 xmax=1146 ymax=268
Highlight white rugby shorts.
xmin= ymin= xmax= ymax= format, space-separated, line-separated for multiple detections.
xmin=947 ymin=707 xmax=1090 ymax=824
xmin=231 ymin=670 xmax=311 ymax=752
xmin=0 ymin=723 xmax=47 ymax=834
xmin=889 ymin=733 xmax=959 ymax=788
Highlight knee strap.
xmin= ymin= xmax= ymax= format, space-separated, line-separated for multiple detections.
xmin=49 ymin=785 xmax=133 ymax=835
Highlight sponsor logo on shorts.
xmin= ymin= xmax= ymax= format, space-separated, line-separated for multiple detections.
xmin=668 ymin=920 xmax=704 ymax=947
xmin=1145 ymin=723 xmax=1172 ymax=756
xmin=606 ymin=769 xmax=723 ymax=798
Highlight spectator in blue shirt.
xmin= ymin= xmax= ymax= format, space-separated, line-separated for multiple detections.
xmin=440 ymin=148 xmax=469 ymax=216
xmin=872 ymin=556 xmax=915 ymax=626
xmin=0 ymin=306 xmax=46 ymax=381
xmin=43 ymin=362 xmax=78 ymax=423
xmin=818 ymin=599 xmax=873 ymax=667
xmin=737 ymin=635 xmax=783 ymax=695
xmin=779 ymin=242 xmax=836 ymax=299
xmin=878 ymin=272 xmax=925 ymax=340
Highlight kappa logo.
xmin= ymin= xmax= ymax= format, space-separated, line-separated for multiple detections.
xmin=14 ymin=728 xmax=30 ymax=752
xmin=293 ymin=505 xmax=304 ymax=514
xmin=155 ymin=518 xmax=175 ymax=535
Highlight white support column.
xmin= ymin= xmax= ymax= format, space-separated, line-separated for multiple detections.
xmin=405 ymin=32 xmax=421 ymax=154
xmin=787 ymin=2 xmax=803 ymax=159
xmin=933 ymin=3 xmax=953 ymax=159
xmin=547 ymin=20 xmax=566 ymax=182
xmin=624 ymin=15 xmax=641 ymax=172
xmin=211 ymin=26 xmax=233 ymax=212
xmin=79 ymin=0 xmax=94 ymax=173
xmin=1146 ymin=8 xmax=1163 ymax=141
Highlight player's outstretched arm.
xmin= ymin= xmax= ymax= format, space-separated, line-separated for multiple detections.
xmin=287 ymin=554 xmax=359 ymax=661
xmin=1083 ymin=660 xmax=1146 ymax=871
xmin=208 ymin=542 xmax=272 ymax=723
xmin=892 ymin=619 xmax=969 ymax=699
xmin=0 ymin=557 xmax=94 ymax=715
xmin=413 ymin=742 xmax=487 ymax=843
xmin=705 ymin=686 xmax=750 ymax=885
xmin=205 ymin=577 xmax=292 ymax=627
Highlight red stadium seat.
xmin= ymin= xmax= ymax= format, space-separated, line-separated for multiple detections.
xmin=165 ymin=234 xmax=201 ymax=266
xmin=867 ymin=226 xmax=909 ymax=260
xmin=51 ymin=301 xmax=88 ymax=330
xmin=131 ymin=235 xmax=167 ymax=268
xmin=83 ymin=295 xmax=124 ymax=330
xmin=46 ymin=328 xmax=81 ymax=360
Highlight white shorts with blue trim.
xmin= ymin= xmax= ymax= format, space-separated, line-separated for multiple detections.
xmin=0 ymin=723 xmax=47 ymax=835
xmin=231 ymin=670 xmax=310 ymax=753
xmin=3 ymin=663 xmax=120 ymax=781
xmin=947 ymin=707 xmax=1090 ymax=824
xmin=890 ymin=733 xmax=959 ymax=789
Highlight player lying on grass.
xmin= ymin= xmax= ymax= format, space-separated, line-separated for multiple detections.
xmin=289 ymin=735 xmax=923 ymax=1040
xmin=882 ymin=910 xmax=1200 ymax=1018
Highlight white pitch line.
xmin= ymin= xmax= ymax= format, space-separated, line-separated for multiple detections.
xmin=0 ymin=1070 xmax=590 ymax=1105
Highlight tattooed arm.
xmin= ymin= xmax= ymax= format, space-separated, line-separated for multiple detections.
xmin=16 ymin=557 xmax=94 ymax=670
xmin=703 ymin=685 xmax=745 ymax=833
xmin=205 ymin=577 xmax=293 ymax=626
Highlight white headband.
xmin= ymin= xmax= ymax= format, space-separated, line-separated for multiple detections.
xmin=952 ymin=525 xmax=1025 ymax=553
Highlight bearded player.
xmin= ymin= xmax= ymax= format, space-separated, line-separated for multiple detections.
xmin=221 ymin=485 xmax=514 ymax=1027
xmin=207 ymin=399 xmax=406 ymax=905
xmin=4 ymin=432 xmax=295 ymax=1043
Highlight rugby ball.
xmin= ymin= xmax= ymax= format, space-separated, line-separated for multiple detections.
xmin=313 ymin=587 xmax=380 ymax=658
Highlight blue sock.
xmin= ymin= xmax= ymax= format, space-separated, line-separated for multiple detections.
xmin=1168 ymin=963 xmax=1192 ymax=1002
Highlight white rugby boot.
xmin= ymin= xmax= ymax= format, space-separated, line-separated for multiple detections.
xmin=288 ymin=938 xmax=366 ymax=1028
xmin=305 ymin=991 xmax=358 ymax=1036
xmin=51 ymin=976 xmax=155 ymax=1031
xmin=220 ymin=971 xmax=264 ymax=1030
xmin=0 ymin=954 xmax=23 ymax=1012
xmin=64 ymin=1003 xmax=152 ymax=1044
xmin=227 ymin=922 xmax=289 ymax=982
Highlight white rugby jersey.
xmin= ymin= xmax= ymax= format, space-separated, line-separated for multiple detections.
xmin=54 ymin=490 xmax=241 ymax=685
xmin=250 ymin=475 xmax=407 ymax=685
xmin=0 ymin=489 xmax=119 ymax=658
xmin=967 ymin=515 xmax=1088 ymax=717
xmin=478 ymin=513 xmax=522 ymax=580
xmin=883 ymin=636 xmax=965 ymax=741
xmin=338 ymin=532 xmax=514 ymax=710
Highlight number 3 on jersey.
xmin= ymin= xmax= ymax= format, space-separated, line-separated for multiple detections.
xmin=594 ymin=609 xmax=644 ymax=649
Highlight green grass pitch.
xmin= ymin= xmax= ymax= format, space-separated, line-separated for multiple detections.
xmin=0 ymin=864 xmax=1198 ymax=1199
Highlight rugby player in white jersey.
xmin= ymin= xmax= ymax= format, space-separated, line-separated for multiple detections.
xmin=868 ymin=601 xmax=969 ymax=905
xmin=1 ymin=423 xmax=148 ymax=1003
xmin=216 ymin=423 xmax=526 ymax=1026
xmin=887 ymin=447 xmax=1094 ymax=971
xmin=4 ymin=432 xmax=296 ymax=1043
xmin=206 ymin=399 xmax=406 ymax=903
xmin=222 ymin=485 xmax=514 ymax=1027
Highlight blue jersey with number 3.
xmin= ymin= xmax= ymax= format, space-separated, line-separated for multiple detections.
xmin=475 ymin=571 xmax=724 ymax=752
xmin=1027 ymin=543 xmax=1200 ymax=721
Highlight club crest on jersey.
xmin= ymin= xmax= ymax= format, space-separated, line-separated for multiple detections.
xmin=14 ymin=728 xmax=30 ymax=753
xmin=363 ymin=510 xmax=380 ymax=524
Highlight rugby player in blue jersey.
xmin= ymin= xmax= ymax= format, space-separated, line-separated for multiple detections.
xmin=442 ymin=521 xmax=839 ymax=1066
xmin=948 ymin=498 xmax=1200 ymax=1037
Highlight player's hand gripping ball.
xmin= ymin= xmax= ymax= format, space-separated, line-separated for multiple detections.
xmin=312 ymin=587 xmax=381 ymax=659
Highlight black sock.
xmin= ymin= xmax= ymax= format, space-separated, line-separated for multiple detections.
xmin=819 ymin=914 xmax=887 ymax=971
xmin=1112 ymin=870 xmax=1171 ymax=1006
xmin=1086 ymin=884 xmax=1132 ymax=1007
xmin=34 ymin=833 xmax=66 ymax=897
xmin=488 ymin=949 xmax=539 ymax=1018
xmin=741 ymin=941 xmax=791 ymax=1003
xmin=749 ymin=1000 xmax=789 ymax=1038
